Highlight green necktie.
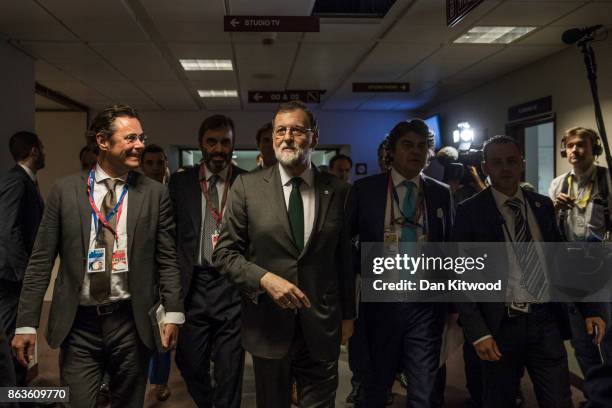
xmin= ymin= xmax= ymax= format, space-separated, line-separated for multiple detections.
xmin=288 ymin=177 xmax=304 ymax=251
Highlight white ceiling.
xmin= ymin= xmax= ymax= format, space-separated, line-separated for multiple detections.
xmin=2 ymin=0 xmax=610 ymax=112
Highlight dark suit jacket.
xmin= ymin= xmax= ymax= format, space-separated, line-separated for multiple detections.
xmin=16 ymin=171 xmax=183 ymax=350
xmin=212 ymin=164 xmax=356 ymax=360
xmin=0 ymin=165 xmax=44 ymax=282
xmin=168 ymin=164 xmax=245 ymax=311
xmin=350 ymin=172 xmax=454 ymax=244
xmin=452 ymin=186 xmax=600 ymax=343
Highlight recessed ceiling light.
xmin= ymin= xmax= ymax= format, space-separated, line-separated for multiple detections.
xmin=180 ymin=59 xmax=233 ymax=71
xmin=454 ymin=26 xmax=536 ymax=44
xmin=198 ymin=90 xmax=238 ymax=98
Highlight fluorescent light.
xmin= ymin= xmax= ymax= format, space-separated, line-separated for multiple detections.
xmin=198 ymin=90 xmax=238 ymax=98
xmin=454 ymin=26 xmax=536 ymax=44
xmin=180 ymin=59 xmax=233 ymax=71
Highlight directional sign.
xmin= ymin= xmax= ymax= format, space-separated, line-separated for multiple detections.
xmin=447 ymin=0 xmax=483 ymax=27
xmin=224 ymin=15 xmax=320 ymax=32
xmin=352 ymin=83 xmax=410 ymax=93
xmin=248 ymin=90 xmax=323 ymax=104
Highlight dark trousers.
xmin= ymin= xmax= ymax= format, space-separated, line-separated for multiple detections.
xmin=364 ymin=303 xmax=446 ymax=408
xmin=148 ymin=350 xmax=172 ymax=385
xmin=348 ymin=302 xmax=370 ymax=389
xmin=0 ymin=330 xmax=16 ymax=387
xmin=0 ymin=280 xmax=27 ymax=385
xmin=176 ymin=270 xmax=244 ymax=408
xmin=569 ymin=302 xmax=612 ymax=402
xmin=463 ymin=336 xmax=483 ymax=407
xmin=251 ymin=322 xmax=338 ymax=408
xmin=481 ymin=304 xmax=572 ymax=408
xmin=59 ymin=301 xmax=150 ymax=408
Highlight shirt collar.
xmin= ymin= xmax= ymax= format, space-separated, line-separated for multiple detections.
xmin=491 ymin=185 xmax=525 ymax=211
xmin=18 ymin=163 xmax=36 ymax=182
xmin=390 ymin=168 xmax=421 ymax=190
xmin=95 ymin=163 xmax=128 ymax=184
xmin=279 ymin=162 xmax=314 ymax=188
xmin=204 ymin=164 xmax=229 ymax=182
xmin=570 ymin=164 xmax=596 ymax=185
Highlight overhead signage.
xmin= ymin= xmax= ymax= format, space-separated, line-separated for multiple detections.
xmin=352 ymin=83 xmax=410 ymax=93
xmin=508 ymin=96 xmax=552 ymax=122
xmin=224 ymin=15 xmax=320 ymax=32
xmin=248 ymin=90 xmax=323 ymax=104
xmin=447 ymin=0 xmax=484 ymax=27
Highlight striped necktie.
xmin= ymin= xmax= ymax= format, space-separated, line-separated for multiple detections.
xmin=505 ymin=198 xmax=548 ymax=300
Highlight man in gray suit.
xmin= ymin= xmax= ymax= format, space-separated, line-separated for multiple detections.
xmin=12 ymin=104 xmax=184 ymax=407
xmin=213 ymin=100 xmax=355 ymax=408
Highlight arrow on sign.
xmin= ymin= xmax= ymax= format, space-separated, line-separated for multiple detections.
xmin=230 ymin=18 xmax=240 ymax=28
xmin=253 ymin=92 xmax=263 ymax=102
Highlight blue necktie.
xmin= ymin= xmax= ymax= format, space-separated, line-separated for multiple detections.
xmin=400 ymin=181 xmax=417 ymax=242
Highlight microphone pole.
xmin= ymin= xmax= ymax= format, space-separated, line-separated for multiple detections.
xmin=574 ymin=34 xmax=612 ymax=240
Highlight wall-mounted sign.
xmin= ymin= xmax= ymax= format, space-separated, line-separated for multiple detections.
xmin=352 ymin=83 xmax=410 ymax=93
xmin=447 ymin=0 xmax=484 ymax=27
xmin=248 ymin=90 xmax=323 ymax=104
xmin=224 ymin=15 xmax=320 ymax=32
xmin=508 ymin=96 xmax=552 ymax=122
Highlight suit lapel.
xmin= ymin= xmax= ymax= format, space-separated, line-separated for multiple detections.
xmin=373 ymin=174 xmax=389 ymax=241
xmin=302 ymin=170 xmax=333 ymax=258
xmin=482 ymin=188 xmax=506 ymax=242
xmin=76 ymin=172 xmax=92 ymax=256
xmin=127 ymin=172 xmax=145 ymax=256
xmin=187 ymin=167 xmax=202 ymax=239
xmin=266 ymin=165 xmax=300 ymax=256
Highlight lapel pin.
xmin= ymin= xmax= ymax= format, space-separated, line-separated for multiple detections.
xmin=535 ymin=201 xmax=541 ymax=208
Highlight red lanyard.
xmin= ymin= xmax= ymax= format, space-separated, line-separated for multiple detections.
xmin=87 ymin=166 xmax=128 ymax=240
xmin=199 ymin=163 xmax=232 ymax=227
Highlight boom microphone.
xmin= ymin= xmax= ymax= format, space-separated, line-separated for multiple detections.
xmin=562 ymin=25 xmax=603 ymax=45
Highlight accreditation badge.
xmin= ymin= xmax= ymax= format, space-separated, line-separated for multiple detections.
xmin=111 ymin=249 xmax=129 ymax=273
xmin=383 ymin=230 xmax=399 ymax=253
xmin=87 ymin=248 xmax=105 ymax=273
xmin=211 ymin=228 xmax=220 ymax=251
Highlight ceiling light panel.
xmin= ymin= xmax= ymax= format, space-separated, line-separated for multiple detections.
xmin=454 ymin=26 xmax=536 ymax=44
xmin=180 ymin=59 xmax=233 ymax=71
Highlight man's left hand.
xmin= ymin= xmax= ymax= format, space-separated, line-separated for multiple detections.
xmin=162 ymin=323 xmax=180 ymax=349
xmin=585 ymin=317 xmax=606 ymax=345
xmin=341 ymin=319 xmax=354 ymax=345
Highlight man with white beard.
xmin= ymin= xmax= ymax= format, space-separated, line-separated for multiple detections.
xmin=213 ymin=100 xmax=355 ymax=408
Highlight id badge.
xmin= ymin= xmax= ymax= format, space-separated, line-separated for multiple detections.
xmin=87 ymin=248 xmax=106 ymax=273
xmin=383 ymin=230 xmax=399 ymax=253
xmin=111 ymin=249 xmax=129 ymax=273
xmin=509 ymin=301 xmax=531 ymax=314
xmin=211 ymin=229 xmax=220 ymax=251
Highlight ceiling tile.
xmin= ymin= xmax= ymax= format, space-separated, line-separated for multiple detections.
xmin=89 ymin=42 xmax=177 ymax=81
xmin=478 ymin=1 xmax=585 ymax=26
xmin=0 ymin=1 xmax=75 ymax=41
xmin=355 ymin=43 xmax=441 ymax=80
xmin=156 ymin=21 xmax=231 ymax=42
xmin=141 ymin=0 xmax=226 ymax=21
xmin=551 ymin=2 xmax=612 ymax=26
xmin=136 ymin=81 xmax=197 ymax=109
xmin=304 ymin=21 xmax=380 ymax=43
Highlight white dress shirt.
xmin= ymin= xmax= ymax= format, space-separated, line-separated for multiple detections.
xmin=18 ymin=163 xmax=36 ymax=182
xmin=278 ymin=163 xmax=315 ymax=247
xmin=198 ymin=165 xmax=229 ymax=265
xmin=473 ymin=186 xmax=547 ymax=345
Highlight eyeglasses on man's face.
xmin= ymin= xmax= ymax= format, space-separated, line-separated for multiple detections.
xmin=273 ymin=126 xmax=313 ymax=139
xmin=123 ymin=133 xmax=147 ymax=144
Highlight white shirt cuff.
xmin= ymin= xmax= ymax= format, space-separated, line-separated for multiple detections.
xmin=473 ymin=334 xmax=493 ymax=346
xmin=164 ymin=312 xmax=185 ymax=325
xmin=15 ymin=327 xmax=37 ymax=335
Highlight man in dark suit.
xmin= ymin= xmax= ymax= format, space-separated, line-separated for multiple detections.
xmin=0 ymin=131 xmax=45 ymax=385
xmin=453 ymin=135 xmax=605 ymax=408
xmin=255 ymin=122 xmax=277 ymax=169
xmin=213 ymin=101 xmax=355 ymax=408
xmin=170 ymin=115 xmax=246 ymax=408
xmin=12 ymin=105 xmax=184 ymax=407
xmin=351 ymin=119 xmax=453 ymax=407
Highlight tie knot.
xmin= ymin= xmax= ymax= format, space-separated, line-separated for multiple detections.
xmin=208 ymin=174 xmax=220 ymax=189
xmin=103 ymin=178 xmax=120 ymax=192
xmin=403 ymin=180 xmax=415 ymax=191
xmin=290 ymin=177 xmax=303 ymax=189
xmin=505 ymin=198 xmax=522 ymax=213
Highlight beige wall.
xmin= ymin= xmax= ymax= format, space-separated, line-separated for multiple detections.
xmin=426 ymin=39 xmax=612 ymax=177
xmin=35 ymin=111 xmax=88 ymax=301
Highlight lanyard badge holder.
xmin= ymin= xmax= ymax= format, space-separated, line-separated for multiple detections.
xmin=86 ymin=167 xmax=129 ymax=274
xmin=199 ymin=163 xmax=232 ymax=251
